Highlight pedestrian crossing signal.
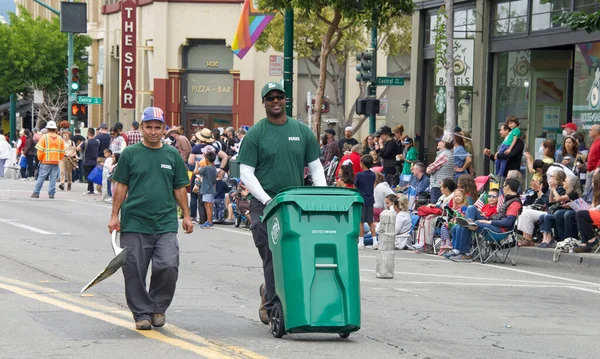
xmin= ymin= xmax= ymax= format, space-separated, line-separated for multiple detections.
xmin=71 ymin=104 xmax=88 ymax=125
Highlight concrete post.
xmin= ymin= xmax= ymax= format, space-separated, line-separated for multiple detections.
xmin=375 ymin=210 xmax=396 ymax=279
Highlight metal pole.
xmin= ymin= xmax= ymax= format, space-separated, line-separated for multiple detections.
xmin=31 ymin=101 xmax=34 ymax=131
xmin=9 ymin=94 xmax=16 ymax=143
xmin=368 ymin=6 xmax=377 ymax=134
xmin=283 ymin=7 xmax=294 ymax=117
xmin=33 ymin=0 xmax=59 ymax=14
xmin=68 ymin=31 xmax=74 ymax=131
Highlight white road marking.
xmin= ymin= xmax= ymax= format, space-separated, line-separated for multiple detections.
xmin=0 ymin=219 xmax=55 ymax=235
xmin=568 ymin=286 xmax=600 ymax=294
xmin=473 ymin=262 xmax=600 ymax=287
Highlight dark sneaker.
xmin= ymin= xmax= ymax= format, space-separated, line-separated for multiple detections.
xmin=456 ymin=217 xmax=478 ymax=230
xmin=58 ymin=184 xmax=64 ymax=191
xmin=49 ymin=194 xmax=54 ymax=199
xmin=30 ymin=193 xmax=39 ymax=198
xmin=135 ymin=319 xmax=152 ymax=330
xmin=151 ymin=313 xmax=165 ymax=327
xmin=259 ymin=284 xmax=269 ymax=325
xmin=67 ymin=184 xmax=71 ymax=191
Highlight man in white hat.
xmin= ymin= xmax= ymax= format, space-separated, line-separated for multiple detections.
xmin=31 ymin=121 xmax=65 ymax=199
xmin=339 ymin=126 xmax=359 ymax=153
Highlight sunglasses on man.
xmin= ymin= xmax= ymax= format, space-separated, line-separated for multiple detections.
xmin=264 ymin=94 xmax=286 ymax=102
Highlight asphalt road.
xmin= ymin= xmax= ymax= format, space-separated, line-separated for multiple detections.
xmin=1 ymin=179 xmax=600 ymax=359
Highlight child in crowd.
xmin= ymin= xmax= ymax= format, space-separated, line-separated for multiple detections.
xmin=213 ymin=170 xmax=230 ymax=222
xmin=439 ymin=189 xmax=468 ymax=254
xmin=199 ymin=151 xmax=217 ymax=228
xmin=106 ymin=153 xmax=120 ymax=204
xmin=102 ymin=148 xmax=113 ymax=200
xmin=336 ymin=162 xmax=355 ymax=188
xmin=478 ymin=188 xmax=499 ymax=218
xmin=355 ymin=155 xmax=377 ymax=249
xmin=503 ymin=116 xmax=521 ymax=155
xmin=495 ymin=116 xmax=520 ymax=177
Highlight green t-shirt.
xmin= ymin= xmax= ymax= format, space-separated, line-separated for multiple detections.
xmin=402 ymin=147 xmax=418 ymax=175
xmin=237 ymin=117 xmax=320 ymax=198
xmin=112 ymin=142 xmax=190 ymax=234
xmin=502 ymin=127 xmax=521 ymax=146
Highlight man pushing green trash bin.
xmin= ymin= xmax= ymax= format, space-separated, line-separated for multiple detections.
xmin=237 ymin=81 xmax=327 ymax=325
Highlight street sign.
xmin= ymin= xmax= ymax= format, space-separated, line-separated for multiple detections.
xmin=77 ymin=96 xmax=103 ymax=105
xmin=376 ymin=77 xmax=405 ymax=86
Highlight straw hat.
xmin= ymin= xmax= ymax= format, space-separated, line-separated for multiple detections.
xmin=195 ymin=128 xmax=215 ymax=143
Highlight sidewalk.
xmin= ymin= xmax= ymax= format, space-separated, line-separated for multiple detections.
xmin=515 ymin=246 xmax=600 ymax=273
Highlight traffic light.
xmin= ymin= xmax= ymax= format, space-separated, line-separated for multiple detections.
xmin=71 ymin=65 xmax=80 ymax=92
xmin=71 ymin=103 xmax=88 ymax=125
xmin=355 ymin=51 xmax=374 ymax=82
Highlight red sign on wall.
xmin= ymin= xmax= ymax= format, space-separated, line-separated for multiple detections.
xmin=121 ymin=0 xmax=136 ymax=109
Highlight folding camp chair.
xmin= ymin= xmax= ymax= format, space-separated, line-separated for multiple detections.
xmin=473 ymin=217 xmax=519 ymax=266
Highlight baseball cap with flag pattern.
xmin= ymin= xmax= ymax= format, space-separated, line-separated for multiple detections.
xmin=141 ymin=107 xmax=165 ymax=122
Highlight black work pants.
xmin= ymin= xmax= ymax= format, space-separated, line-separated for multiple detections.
xmin=83 ymin=165 xmax=95 ymax=193
xmin=249 ymin=198 xmax=276 ymax=314
xmin=576 ymin=211 xmax=596 ymax=243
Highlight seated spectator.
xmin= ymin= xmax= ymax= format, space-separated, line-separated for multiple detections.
xmin=403 ymin=161 xmax=429 ymax=196
xmin=336 ymin=162 xmax=355 ymax=188
xmin=414 ymin=178 xmax=457 ymax=253
xmin=439 ymin=189 xmax=469 ymax=254
xmin=373 ymin=172 xmax=394 ymax=222
xmin=457 ymin=174 xmax=478 ymax=205
xmin=575 ymin=171 xmax=600 ymax=252
xmin=538 ymin=175 xmax=581 ymax=247
xmin=446 ymin=178 xmax=522 ymax=261
xmin=365 ymin=194 xmax=412 ymax=250
xmin=517 ymin=170 xmax=566 ymax=246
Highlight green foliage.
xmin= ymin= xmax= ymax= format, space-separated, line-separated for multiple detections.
xmin=0 ymin=7 xmax=92 ymax=102
xmin=554 ymin=10 xmax=600 ymax=33
xmin=433 ymin=6 xmax=447 ymax=77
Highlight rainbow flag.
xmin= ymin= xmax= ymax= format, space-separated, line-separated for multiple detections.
xmin=232 ymin=0 xmax=274 ymax=59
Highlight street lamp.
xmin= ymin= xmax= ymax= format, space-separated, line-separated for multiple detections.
xmin=402 ymin=100 xmax=409 ymax=113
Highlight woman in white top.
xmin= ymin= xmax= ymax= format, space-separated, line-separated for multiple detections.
xmin=373 ymin=171 xmax=394 ymax=222
xmin=109 ymin=126 xmax=127 ymax=154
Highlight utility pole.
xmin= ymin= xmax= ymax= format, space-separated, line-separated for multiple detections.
xmin=368 ymin=5 xmax=378 ymax=134
xmin=283 ymin=7 xmax=294 ymax=117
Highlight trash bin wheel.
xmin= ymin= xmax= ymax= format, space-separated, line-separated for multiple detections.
xmin=270 ymin=300 xmax=285 ymax=338
xmin=339 ymin=332 xmax=350 ymax=339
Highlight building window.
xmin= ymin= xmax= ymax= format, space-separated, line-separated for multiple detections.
xmin=573 ymin=42 xmax=600 ymax=129
xmin=575 ymin=0 xmax=600 ymax=14
xmin=531 ymin=0 xmax=569 ymax=32
xmin=491 ymin=0 xmax=528 ymax=36
xmin=103 ymin=0 xmax=119 ymax=6
xmin=425 ymin=8 xmax=476 ymax=45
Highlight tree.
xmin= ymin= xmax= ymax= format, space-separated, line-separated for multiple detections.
xmin=0 ymin=7 xmax=92 ymax=104
xmin=255 ymin=9 xmax=411 ymax=132
xmin=257 ymin=0 xmax=413 ymax=132
xmin=554 ymin=7 xmax=600 ymax=33
xmin=26 ymin=83 xmax=68 ymax=129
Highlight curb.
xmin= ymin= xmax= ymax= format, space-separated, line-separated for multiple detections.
xmin=515 ymin=247 xmax=600 ymax=272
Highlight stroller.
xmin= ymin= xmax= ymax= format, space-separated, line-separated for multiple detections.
xmin=304 ymin=156 xmax=339 ymax=186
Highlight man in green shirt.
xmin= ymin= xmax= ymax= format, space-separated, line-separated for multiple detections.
xmin=108 ymin=106 xmax=193 ymax=331
xmin=238 ymin=82 xmax=326 ymax=325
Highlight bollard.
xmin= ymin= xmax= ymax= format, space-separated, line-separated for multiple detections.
xmin=376 ymin=210 xmax=396 ymax=279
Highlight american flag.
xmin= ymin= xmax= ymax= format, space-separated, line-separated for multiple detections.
xmin=497 ymin=189 xmax=505 ymax=208
xmin=474 ymin=193 xmax=488 ymax=210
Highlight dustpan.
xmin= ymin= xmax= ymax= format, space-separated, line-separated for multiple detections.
xmin=80 ymin=230 xmax=128 ymax=294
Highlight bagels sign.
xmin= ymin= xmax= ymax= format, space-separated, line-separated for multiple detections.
xmin=121 ymin=0 xmax=136 ymax=109
xmin=435 ymin=39 xmax=474 ymax=87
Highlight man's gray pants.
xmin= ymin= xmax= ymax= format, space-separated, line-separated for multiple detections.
xmin=249 ymin=198 xmax=276 ymax=314
xmin=120 ymin=232 xmax=179 ymax=321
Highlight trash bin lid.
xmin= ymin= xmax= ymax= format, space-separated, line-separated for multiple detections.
xmin=262 ymin=187 xmax=364 ymax=223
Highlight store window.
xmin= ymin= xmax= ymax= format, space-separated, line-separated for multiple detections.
xmin=425 ymin=8 xmax=476 ymax=45
xmin=187 ymin=44 xmax=233 ymax=71
xmin=575 ymin=0 xmax=600 ymax=14
xmin=493 ymin=50 xmax=571 ymax=159
xmin=573 ymin=42 xmax=600 ymax=130
xmin=531 ymin=0 xmax=569 ymax=31
xmin=491 ymin=0 xmax=528 ymax=36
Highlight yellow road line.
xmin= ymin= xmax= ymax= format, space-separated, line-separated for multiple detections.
xmin=0 ymin=277 xmax=268 ymax=359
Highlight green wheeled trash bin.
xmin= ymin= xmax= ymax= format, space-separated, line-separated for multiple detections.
xmin=261 ymin=187 xmax=364 ymax=339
